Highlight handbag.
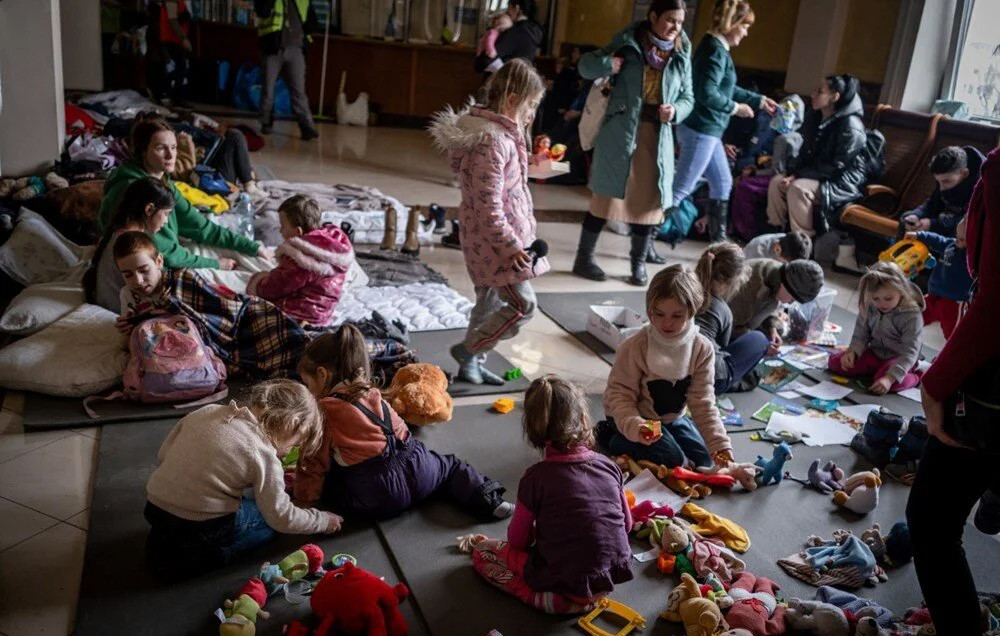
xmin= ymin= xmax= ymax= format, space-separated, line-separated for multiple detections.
xmin=578 ymin=77 xmax=611 ymax=152
xmin=943 ymin=199 xmax=1000 ymax=452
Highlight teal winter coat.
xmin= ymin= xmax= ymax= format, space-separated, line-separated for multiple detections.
xmin=579 ymin=24 xmax=694 ymax=208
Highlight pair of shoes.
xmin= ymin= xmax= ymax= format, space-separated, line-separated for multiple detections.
xmin=441 ymin=232 xmax=461 ymax=249
xmin=450 ymin=344 xmax=504 ymax=385
xmin=850 ymin=409 xmax=904 ymax=467
xmin=380 ymin=205 xmax=421 ymax=255
xmin=300 ymin=126 xmax=320 ymax=141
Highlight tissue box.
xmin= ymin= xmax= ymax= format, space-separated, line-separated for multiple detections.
xmin=586 ymin=305 xmax=646 ymax=351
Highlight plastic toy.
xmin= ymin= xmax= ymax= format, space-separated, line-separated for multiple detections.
xmin=310 ymin=562 xmax=409 ymax=636
xmin=577 ymin=598 xmax=645 ymax=636
xmin=639 ymin=419 xmax=662 ymax=442
xmin=492 ymin=398 xmax=515 ymax=414
xmin=533 ymin=135 xmax=552 ymax=158
xmin=330 ymin=553 xmax=357 ymax=568
xmin=754 ymin=441 xmax=793 ymax=486
xmin=550 ymin=143 xmax=567 ymax=162
xmin=386 ymin=363 xmax=453 ymax=426
xmin=879 ymin=238 xmax=937 ymax=279
xmin=503 ymin=367 xmax=523 ymax=381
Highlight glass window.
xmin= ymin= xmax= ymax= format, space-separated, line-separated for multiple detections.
xmin=951 ymin=0 xmax=1000 ymax=122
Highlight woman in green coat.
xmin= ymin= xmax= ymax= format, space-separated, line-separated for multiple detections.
xmin=98 ymin=114 xmax=272 ymax=272
xmin=572 ymin=0 xmax=694 ymax=287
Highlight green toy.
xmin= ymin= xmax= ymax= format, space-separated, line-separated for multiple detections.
xmin=503 ymin=367 xmax=523 ymax=381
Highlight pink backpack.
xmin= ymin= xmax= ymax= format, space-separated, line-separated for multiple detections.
xmin=85 ymin=315 xmax=228 ymax=418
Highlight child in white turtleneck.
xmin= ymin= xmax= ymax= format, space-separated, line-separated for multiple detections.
xmin=597 ymin=265 xmax=732 ymax=469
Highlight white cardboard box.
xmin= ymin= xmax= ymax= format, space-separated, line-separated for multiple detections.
xmin=586 ymin=305 xmax=647 ymax=351
xmin=527 ymin=159 xmax=570 ymax=180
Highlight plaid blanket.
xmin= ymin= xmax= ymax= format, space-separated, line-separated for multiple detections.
xmin=166 ymin=269 xmax=310 ymax=379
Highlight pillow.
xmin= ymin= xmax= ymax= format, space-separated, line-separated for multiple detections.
xmin=0 ymin=304 xmax=127 ymax=396
xmin=0 ymin=209 xmax=94 ymax=285
xmin=0 ymin=282 xmax=85 ymax=335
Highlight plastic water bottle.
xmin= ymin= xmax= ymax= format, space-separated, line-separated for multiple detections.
xmin=233 ymin=193 xmax=254 ymax=240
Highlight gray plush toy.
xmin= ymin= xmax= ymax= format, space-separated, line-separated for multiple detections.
xmin=785 ymin=598 xmax=850 ymax=636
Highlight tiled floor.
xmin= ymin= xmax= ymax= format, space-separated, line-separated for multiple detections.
xmin=0 ymin=121 xmax=946 ymax=635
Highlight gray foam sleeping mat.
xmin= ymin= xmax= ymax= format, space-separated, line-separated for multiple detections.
xmin=407 ymin=328 xmax=531 ymax=397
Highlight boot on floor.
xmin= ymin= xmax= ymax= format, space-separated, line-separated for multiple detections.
xmin=706 ymin=199 xmax=729 ymax=243
xmin=572 ymin=227 xmax=607 ymax=281
xmin=401 ymin=206 xmax=421 ymax=256
xmin=380 ymin=204 xmax=397 ymax=250
xmin=646 ymin=239 xmax=667 ymax=264
xmin=260 ymin=112 xmax=274 ymax=135
xmin=298 ymin=116 xmax=320 ymax=140
xmin=627 ymin=232 xmax=649 ymax=287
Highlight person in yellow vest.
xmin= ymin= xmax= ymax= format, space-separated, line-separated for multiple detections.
xmin=255 ymin=0 xmax=320 ymax=140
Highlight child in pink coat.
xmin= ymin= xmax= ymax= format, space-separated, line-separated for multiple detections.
xmin=247 ymin=195 xmax=354 ymax=327
xmin=429 ymin=60 xmax=549 ymax=385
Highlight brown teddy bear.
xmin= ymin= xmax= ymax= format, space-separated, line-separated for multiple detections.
xmin=386 ymin=363 xmax=453 ymax=426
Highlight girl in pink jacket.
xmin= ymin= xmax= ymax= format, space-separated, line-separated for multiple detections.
xmin=247 ymin=195 xmax=354 ymax=327
xmin=429 ymin=60 xmax=550 ymax=385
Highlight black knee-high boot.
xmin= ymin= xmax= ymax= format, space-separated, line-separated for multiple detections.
xmin=707 ymin=199 xmax=729 ymax=243
xmin=573 ymin=226 xmax=607 ymax=281
xmin=628 ymin=232 xmax=649 ymax=287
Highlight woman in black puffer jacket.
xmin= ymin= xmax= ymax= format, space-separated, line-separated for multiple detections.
xmin=765 ymin=74 xmax=867 ymax=237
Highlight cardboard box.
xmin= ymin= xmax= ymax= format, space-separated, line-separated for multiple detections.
xmin=528 ymin=159 xmax=570 ymax=180
xmin=586 ymin=305 xmax=647 ymax=350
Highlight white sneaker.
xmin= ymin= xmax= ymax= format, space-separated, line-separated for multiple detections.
xmin=243 ymin=181 xmax=267 ymax=197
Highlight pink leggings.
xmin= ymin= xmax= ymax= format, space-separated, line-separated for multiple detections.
xmin=828 ymin=349 xmax=921 ymax=393
xmin=471 ymin=539 xmax=600 ymax=614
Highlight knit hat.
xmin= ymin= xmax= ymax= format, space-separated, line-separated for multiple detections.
xmin=780 ymin=260 xmax=824 ymax=303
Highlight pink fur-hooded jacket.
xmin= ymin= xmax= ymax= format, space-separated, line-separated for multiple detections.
xmin=428 ymin=104 xmax=549 ymax=288
xmin=247 ymin=226 xmax=354 ymax=326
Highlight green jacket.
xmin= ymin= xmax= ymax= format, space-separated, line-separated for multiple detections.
xmin=684 ymin=34 xmax=762 ymax=138
xmin=98 ymin=161 xmax=259 ymax=269
xmin=579 ymin=23 xmax=694 ymax=207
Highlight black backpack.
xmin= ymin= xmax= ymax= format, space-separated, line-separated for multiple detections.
xmin=859 ymin=125 xmax=887 ymax=182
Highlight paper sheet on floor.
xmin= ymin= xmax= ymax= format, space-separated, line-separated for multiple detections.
xmin=837 ymin=404 xmax=879 ymax=424
xmin=633 ymin=546 xmax=661 ymax=562
xmin=899 ymin=387 xmax=922 ymax=402
xmin=777 ymin=390 xmax=801 ymax=399
xmin=766 ymin=411 xmax=857 ymax=447
xmin=624 ymin=468 xmax=689 ymax=512
xmin=798 ymin=380 xmax=854 ymax=401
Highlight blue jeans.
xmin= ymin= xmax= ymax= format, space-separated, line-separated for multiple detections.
xmin=673 ymin=124 xmax=733 ymax=202
xmin=716 ymin=331 xmax=770 ymax=394
xmin=220 ymin=498 xmax=277 ymax=563
xmin=606 ymin=416 xmax=712 ymax=468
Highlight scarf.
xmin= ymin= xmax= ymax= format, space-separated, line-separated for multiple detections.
xmin=644 ymin=319 xmax=697 ymax=381
xmin=644 ymin=30 xmax=674 ymax=70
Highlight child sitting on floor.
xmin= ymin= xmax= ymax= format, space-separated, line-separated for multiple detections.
xmin=906 ymin=215 xmax=973 ymax=340
xmin=597 ymin=265 xmax=733 ymax=469
xmin=294 ymin=324 xmax=513 ymax=520
xmin=828 ymin=261 xmax=924 ymax=395
xmin=728 ymin=257 xmax=824 ymax=354
xmin=144 ymin=380 xmax=340 ymax=580
xmin=429 ymin=59 xmax=549 ymax=385
xmin=247 ymin=194 xmax=354 ymax=327
xmin=694 ymin=243 xmax=769 ymax=394
xmin=470 ymin=375 xmax=633 ymax=614
xmin=743 ymin=230 xmax=812 ymax=263
xmin=113 ymin=231 xmax=173 ymax=337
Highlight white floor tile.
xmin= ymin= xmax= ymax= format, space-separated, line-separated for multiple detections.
xmin=0 ymin=498 xmax=59 ymax=552
xmin=0 ymin=433 xmax=97 ymax=521
xmin=64 ymin=509 xmax=90 ymax=532
xmin=70 ymin=427 xmax=102 ymax=441
xmin=0 ymin=410 xmax=73 ymax=465
xmin=0 ymin=523 xmax=86 ymax=636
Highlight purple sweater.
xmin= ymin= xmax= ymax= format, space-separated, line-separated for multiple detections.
xmin=510 ymin=447 xmax=633 ymax=599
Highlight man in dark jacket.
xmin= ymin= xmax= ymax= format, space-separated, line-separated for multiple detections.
xmin=474 ymin=0 xmax=543 ymax=74
xmin=765 ymin=74 xmax=867 ymax=237
xmin=255 ymin=0 xmax=319 ymax=139
xmin=902 ymin=145 xmax=985 ymax=237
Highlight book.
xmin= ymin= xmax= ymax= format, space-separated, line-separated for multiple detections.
xmin=754 ymin=358 xmax=803 ymax=392
xmin=752 ymin=396 xmax=807 ymax=424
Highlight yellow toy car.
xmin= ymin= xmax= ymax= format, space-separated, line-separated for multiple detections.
xmin=879 ymin=238 xmax=937 ymax=279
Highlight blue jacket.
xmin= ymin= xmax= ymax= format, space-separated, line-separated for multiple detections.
xmin=579 ymin=23 xmax=694 ymax=207
xmin=916 ymin=230 xmax=974 ymax=302
xmin=907 ymin=146 xmax=985 ymax=237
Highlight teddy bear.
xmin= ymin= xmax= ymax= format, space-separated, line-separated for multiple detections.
xmin=310 ymin=562 xmax=410 ymax=636
xmin=219 ymin=578 xmax=269 ymax=636
xmin=725 ymin=571 xmax=786 ymax=635
xmin=386 ymin=362 xmax=453 ymax=426
xmin=833 ymin=469 xmax=882 ymax=515
xmin=663 ymin=573 xmax=727 ymax=636
xmin=784 ymin=598 xmax=850 ymax=636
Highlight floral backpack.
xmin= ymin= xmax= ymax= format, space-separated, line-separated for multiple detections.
xmin=84 ymin=315 xmax=228 ymax=418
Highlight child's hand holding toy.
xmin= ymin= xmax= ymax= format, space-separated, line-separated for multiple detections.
xmin=511 ymin=250 xmax=532 ymax=272
xmin=712 ymin=450 xmax=734 ymax=468
xmin=639 ymin=420 xmax=662 ymax=444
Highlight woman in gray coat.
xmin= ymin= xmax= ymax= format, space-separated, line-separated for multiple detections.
xmin=572 ymin=0 xmax=694 ymax=287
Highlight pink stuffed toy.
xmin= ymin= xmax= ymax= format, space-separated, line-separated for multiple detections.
xmin=630 ymin=499 xmax=675 ymax=526
xmin=725 ymin=571 xmax=786 ymax=636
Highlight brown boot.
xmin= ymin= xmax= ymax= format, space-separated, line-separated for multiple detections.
xmin=380 ymin=203 xmax=397 ymax=250
xmin=401 ymin=206 xmax=421 ymax=256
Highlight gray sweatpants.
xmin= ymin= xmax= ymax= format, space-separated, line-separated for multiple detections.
xmin=463 ymin=281 xmax=536 ymax=354
xmin=261 ymin=46 xmax=315 ymax=129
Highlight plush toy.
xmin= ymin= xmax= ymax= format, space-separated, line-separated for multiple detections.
xmin=718 ymin=631 xmax=754 ymax=636
xmin=807 ymin=459 xmax=845 ymax=493
xmin=258 ymin=562 xmax=290 ymax=596
xmin=832 ymin=470 xmax=882 ymax=515
xmin=784 ymin=598 xmax=850 ymax=636
xmin=854 ymin=609 xmax=892 ymax=636
xmin=386 ymin=363 xmax=453 ymax=426
xmin=666 ymin=573 xmax=727 ymax=636
xmin=220 ymin=578 xmax=269 ymax=636
xmin=754 ymin=442 xmax=793 ymax=486
xmin=635 ymin=458 xmax=712 ymax=499
xmin=700 ymin=572 xmax=733 ymax=609
xmin=725 ymin=571 xmax=786 ymax=636
xmin=860 ymin=522 xmax=911 ymax=566
xmin=698 ymin=463 xmax=762 ymax=491
xmin=630 ymin=499 xmax=675 ymax=526
xmin=278 ymin=544 xmax=325 ymax=581
xmin=662 ymin=571 xmax=701 ymax=621
xmin=672 ymin=465 xmax=736 ymax=488
xmin=310 ymin=561 xmax=410 ymax=636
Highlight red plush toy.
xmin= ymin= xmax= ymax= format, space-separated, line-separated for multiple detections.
xmin=310 ymin=562 xmax=410 ymax=636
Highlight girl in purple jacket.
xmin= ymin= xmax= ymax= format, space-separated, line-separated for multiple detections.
xmin=467 ymin=376 xmax=633 ymax=614
xmin=428 ymin=60 xmax=550 ymax=385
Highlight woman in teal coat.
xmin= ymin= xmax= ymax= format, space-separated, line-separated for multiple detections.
xmin=572 ymin=0 xmax=694 ymax=287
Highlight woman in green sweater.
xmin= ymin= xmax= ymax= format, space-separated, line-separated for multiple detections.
xmin=672 ymin=0 xmax=777 ymax=242
xmin=98 ymin=114 xmax=273 ymax=271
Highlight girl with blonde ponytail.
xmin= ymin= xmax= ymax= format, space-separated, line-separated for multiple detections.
xmin=694 ymin=242 xmax=769 ymax=392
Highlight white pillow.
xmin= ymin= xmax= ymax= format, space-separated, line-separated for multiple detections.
xmin=0 ymin=304 xmax=127 ymax=396
xmin=0 ymin=209 xmax=94 ymax=285
xmin=0 ymin=282 xmax=85 ymax=335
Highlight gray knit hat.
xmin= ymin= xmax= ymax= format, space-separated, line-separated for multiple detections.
xmin=781 ymin=260 xmax=824 ymax=303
